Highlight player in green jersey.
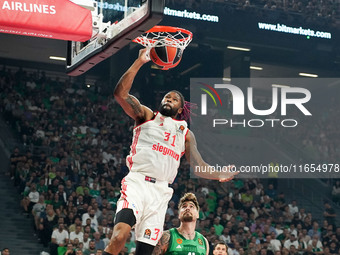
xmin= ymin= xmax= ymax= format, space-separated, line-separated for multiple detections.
xmin=152 ymin=193 xmax=209 ymax=255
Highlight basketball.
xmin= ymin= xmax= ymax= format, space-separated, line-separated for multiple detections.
xmin=149 ymin=46 xmax=183 ymax=70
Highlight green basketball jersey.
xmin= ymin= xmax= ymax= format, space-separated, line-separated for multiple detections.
xmin=165 ymin=228 xmax=207 ymax=255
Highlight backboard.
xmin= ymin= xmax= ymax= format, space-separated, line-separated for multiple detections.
xmin=66 ymin=0 xmax=164 ymax=76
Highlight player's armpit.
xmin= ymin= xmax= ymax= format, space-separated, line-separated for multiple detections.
xmin=152 ymin=230 xmax=170 ymax=255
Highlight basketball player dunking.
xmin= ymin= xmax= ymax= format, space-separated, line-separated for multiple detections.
xmin=103 ymin=49 xmax=238 ymax=255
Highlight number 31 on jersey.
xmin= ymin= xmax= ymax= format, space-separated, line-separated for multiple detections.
xmin=164 ymin=132 xmax=176 ymax=147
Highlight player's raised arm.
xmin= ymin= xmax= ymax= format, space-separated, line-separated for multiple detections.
xmin=185 ymin=130 xmax=239 ymax=182
xmin=113 ymin=48 xmax=153 ymax=122
xmin=152 ymin=230 xmax=170 ymax=255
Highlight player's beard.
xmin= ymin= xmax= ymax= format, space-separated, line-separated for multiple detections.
xmin=181 ymin=212 xmax=194 ymax=222
xmin=159 ymin=104 xmax=177 ymax=117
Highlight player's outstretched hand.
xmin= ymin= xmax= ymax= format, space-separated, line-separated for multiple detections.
xmin=138 ymin=48 xmax=151 ymax=63
xmin=218 ymin=165 xmax=240 ymax=182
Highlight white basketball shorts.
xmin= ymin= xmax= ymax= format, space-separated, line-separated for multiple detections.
xmin=115 ymin=171 xmax=173 ymax=246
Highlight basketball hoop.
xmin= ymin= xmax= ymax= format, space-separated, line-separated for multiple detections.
xmin=133 ymin=25 xmax=193 ymax=50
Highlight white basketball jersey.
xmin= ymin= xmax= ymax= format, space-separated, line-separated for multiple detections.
xmin=126 ymin=112 xmax=188 ymax=183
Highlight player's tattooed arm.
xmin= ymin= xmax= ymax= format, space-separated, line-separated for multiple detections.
xmin=125 ymin=95 xmax=143 ymax=115
xmin=185 ymin=130 xmax=209 ymax=169
xmin=114 ymin=49 xmax=153 ymax=121
xmin=152 ymin=230 xmax=170 ymax=255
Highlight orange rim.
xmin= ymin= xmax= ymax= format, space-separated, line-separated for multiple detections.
xmin=132 ymin=26 xmax=193 ymax=47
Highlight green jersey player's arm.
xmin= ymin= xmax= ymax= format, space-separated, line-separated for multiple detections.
xmin=204 ymin=236 xmax=210 ymax=255
xmin=152 ymin=230 xmax=170 ymax=255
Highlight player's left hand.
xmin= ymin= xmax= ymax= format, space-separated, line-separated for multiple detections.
xmin=138 ymin=48 xmax=151 ymax=63
xmin=218 ymin=165 xmax=240 ymax=182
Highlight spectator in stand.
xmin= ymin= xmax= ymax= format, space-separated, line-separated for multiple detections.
xmin=287 ymin=200 xmax=298 ymax=216
xmin=51 ymin=192 xmax=65 ymax=212
xmin=70 ymin=225 xmax=84 ymax=244
xmin=303 ymin=216 xmax=313 ymax=231
xmin=323 ymin=202 xmax=336 ymax=226
xmin=166 ymin=200 xmax=176 ymax=217
xmin=84 ymin=224 xmax=96 ymax=238
xmin=37 ymin=177 xmax=48 ymax=196
xmin=39 ymin=205 xmax=59 ymax=247
xmin=9 ymin=147 xmax=25 ymax=180
xmin=268 ymin=232 xmax=282 ymax=252
xmin=213 ymin=217 xmax=224 ymax=236
xmin=84 ymin=240 xmax=96 ymax=255
xmin=331 ymin=181 xmax=340 ymax=204
xmin=32 ymin=194 xmax=47 ymax=230
xmin=21 ymin=183 xmax=39 ymax=215
xmin=272 ymin=204 xmax=284 ymax=220
xmin=92 ymin=202 xmax=102 ymax=219
xmin=302 ymin=245 xmax=315 ymax=255
xmin=69 ymin=216 xmax=83 ymax=233
xmin=288 ymin=244 xmax=299 ymax=255
xmin=266 ymin=184 xmax=277 ymax=199
xmin=283 ymin=206 xmax=294 ymax=225
xmin=308 ymin=235 xmax=323 ymax=252
xmin=82 ymin=208 xmax=99 ymax=231
xmin=299 ymin=208 xmax=307 ymax=222
xmin=83 ymin=188 xmax=92 ymax=205
xmin=308 ymin=222 xmax=321 ymax=239
xmin=64 ymin=180 xmax=74 ymax=198
xmin=95 ymin=250 xmax=103 ymax=255
xmin=49 ymin=178 xmax=61 ymax=196
xmin=1 ymin=248 xmax=10 ymax=255
xmin=328 ymin=241 xmax=339 ymax=254
xmin=60 ymin=243 xmax=77 ymax=255
xmin=82 ymin=233 xmax=91 ymax=250
xmin=77 ymin=180 xmax=90 ymax=196
xmin=51 ymin=223 xmax=70 ymax=255
xmin=95 ymin=190 xmax=107 ymax=208
xmin=241 ymin=189 xmax=254 ymax=204
xmin=219 ymin=228 xmax=231 ymax=244
xmin=93 ymin=232 xmax=105 ymax=251
xmin=89 ymin=182 xmax=100 ymax=199
xmin=57 ymin=184 xmax=68 ymax=204
xmin=283 ymin=234 xmax=299 ymax=251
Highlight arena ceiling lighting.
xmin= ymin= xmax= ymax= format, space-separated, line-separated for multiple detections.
xmin=250 ymin=66 xmax=263 ymax=70
xmin=49 ymin=56 xmax=66 ymax=61
xmin=227 ymin=46 xmax=251 ymax=51
xmin=299 ymin=72 xmax=318 ymax=78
